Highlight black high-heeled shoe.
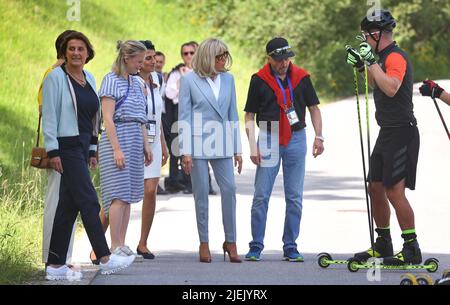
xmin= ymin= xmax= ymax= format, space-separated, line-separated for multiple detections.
xmin=90 ymin=251 xmax=99 ymax=265
xmin=136 ymin=247 xmax=155 ymax=260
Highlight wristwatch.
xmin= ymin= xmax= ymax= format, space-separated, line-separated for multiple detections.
xmin=315 ymin=136 xmax=325 ymax=142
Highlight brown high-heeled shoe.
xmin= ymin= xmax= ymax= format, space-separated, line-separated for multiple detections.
xmin=199 ymin=242 xmax=211 ymax=263
xmin=222 ymin=242 xmax=242 ymax=263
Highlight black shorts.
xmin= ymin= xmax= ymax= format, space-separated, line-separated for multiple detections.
xmin=369 ymin=125 xmax=420 ymax=190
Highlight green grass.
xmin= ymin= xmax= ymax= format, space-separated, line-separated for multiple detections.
xmin=0 ymin=0 xmax=256 ymax=284
xmin=0 ymin=166 xmax=46 ymax=284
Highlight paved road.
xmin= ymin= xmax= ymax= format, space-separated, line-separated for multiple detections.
xmin=71 ymin=81 xmax=450 ymax=285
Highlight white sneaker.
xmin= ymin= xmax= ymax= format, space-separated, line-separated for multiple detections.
xmin=121 ymin=245 xmax=144 ymax=262
xmin=45 ymin=265 xmax=83 ymax=281
xmin=99 ymin=250 xmax=135 ymax=275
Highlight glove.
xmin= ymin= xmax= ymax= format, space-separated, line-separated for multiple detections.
xmin=359 ymin=42 xmax=376 ymax=66
xmin=419 ymin=80 xmax=444 ymax=99
xmin=345 ymin=45 xmax=364 ymax=70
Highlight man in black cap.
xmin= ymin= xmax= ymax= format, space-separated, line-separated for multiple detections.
xmin=346 ymin=9 xmax=422 ymax=266
xmin=244 ymin=37 xmax=324 ymax=262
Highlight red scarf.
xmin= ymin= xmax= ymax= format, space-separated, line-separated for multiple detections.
xmin=256 ymin=63 xmax=309 ymax=146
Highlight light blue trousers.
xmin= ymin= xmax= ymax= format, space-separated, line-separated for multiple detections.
xmin=191 ymin=158 xmax=237 ymax=243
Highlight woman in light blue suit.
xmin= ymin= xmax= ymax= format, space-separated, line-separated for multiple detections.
xmin=178 ymin=38 xmax=243 ymax=263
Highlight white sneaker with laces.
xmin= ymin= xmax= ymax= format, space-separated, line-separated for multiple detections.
xmin=46 ymin=265 xmax=83 ymax=281
xmin=100 ymin=250 xmax=135 ymax=275
xmin=121 ymin=245 xmax=144 ymax=262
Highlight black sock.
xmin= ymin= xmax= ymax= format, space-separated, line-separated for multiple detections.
xmin=375 ymin=227 xmax=391 ymax=240
xmin=401 ymin=229 xmax=417 ymax=243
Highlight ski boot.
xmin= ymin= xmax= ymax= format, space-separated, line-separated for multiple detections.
xmin=352 ymin=229 xmax=393 ymax=262
xmin=383 ymin=239 xmax=422 ymax=266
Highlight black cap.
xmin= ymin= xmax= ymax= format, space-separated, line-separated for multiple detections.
xmin=266 ymin=37 xmax=295 ymax=60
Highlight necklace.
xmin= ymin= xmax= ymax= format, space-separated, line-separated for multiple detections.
xmin=67 ymin=69 xmax=86 ymax=86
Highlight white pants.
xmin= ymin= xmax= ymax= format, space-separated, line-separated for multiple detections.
xmin=42 ymin=169 xmax=76 ymax=264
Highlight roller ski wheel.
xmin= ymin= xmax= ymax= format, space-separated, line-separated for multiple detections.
xmin=317 ymin=253 xmax=332 ymax=268
xmin=423 ymin=258 xmax=439 ymax=273
xmin=316 ymin=252 xmax=350 ymax=269
xmin=415 ymin=273 xmax=434 ymax=285
xmin=400 ymin=273 xmax=418 ymax=285
xmin=347 ymin=258 xmax=360 ymax=273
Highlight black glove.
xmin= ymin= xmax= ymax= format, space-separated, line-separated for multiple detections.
xmin=419 ymin=80 xmax=444 ymax=99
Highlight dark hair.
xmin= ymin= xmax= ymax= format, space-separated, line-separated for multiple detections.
xmin=180 ymin=41 xmax=198 ymax=56
xmin=155 ymin=51 xmax=165 ymax=58
xmin=140 ymin=40 xmax=155 ymax=51
xmin=59 ymin=31 xmax=95 ymax=64
xmin=55 ymin=30 xmax=76 ymax=59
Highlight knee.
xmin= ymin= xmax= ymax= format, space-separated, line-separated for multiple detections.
xmin=80 ymin=199 xmax=101 ymax=216
xmin=368 ymin=183 xmax=384 ymax=199
xmin=385 ymin=187 xmax=404 ymax=203
xmin=219 ymin=181 xmax=236 ymax=196
xmin=252 ymin=192 xmax=269 ymax=209
xmin=144 ymin=188 xmax=156 ymax=199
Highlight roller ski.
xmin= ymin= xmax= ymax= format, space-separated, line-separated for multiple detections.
xmin=400 ymin=268 xmax=450 ymax=285
xmin=318 ymin=228 xmax=393 ymax=269
xmin=399 ymin=273 xmax=433 ymax=285
xmin=347 ymin=240 xmax=439 ymax=273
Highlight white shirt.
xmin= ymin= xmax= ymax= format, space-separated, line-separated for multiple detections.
xmin=206 ymin=74 xmax=221 ymax=101
xmin=137 ymin=73 xmax=163 ymax=144
xmin=165 ymin=67 xmax=192 ymax=105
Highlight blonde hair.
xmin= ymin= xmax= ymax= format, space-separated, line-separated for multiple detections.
xmin=112 ymin=40 xmax=147 ymax=78
xmin=192 ymin=38 xmax=232 ymax=78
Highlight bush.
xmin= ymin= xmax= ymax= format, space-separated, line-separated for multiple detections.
xmin=183 ymin=0 xmax=450 ymax=99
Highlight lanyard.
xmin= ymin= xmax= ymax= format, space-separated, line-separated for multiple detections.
xmin=274 ymin=75 xmax=294 ymax=110
xmin=149 ymin=83 xmax=156 ymax=116
xmin=143 ymin=82 xmax=156 ymax=118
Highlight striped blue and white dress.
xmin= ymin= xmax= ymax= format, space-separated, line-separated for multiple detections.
xmin=98 ymin=72 xmax=147 ymax=216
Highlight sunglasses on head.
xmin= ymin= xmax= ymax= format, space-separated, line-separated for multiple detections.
xmin=268 ymin=46 xmax=292 ymax=57
xmin=183 ymin=51 xmax=195 ymax=56
xmin=215 ymin=51 xmax=229 ymax=61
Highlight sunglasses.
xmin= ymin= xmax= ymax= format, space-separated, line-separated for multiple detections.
xmin=268 ymin=46 xmax=292 ymax=57
xmin=215 ymin=51 xmax=229 ymax=61
xmin=361 ymin=30 xmax=380 ymax=38
xmin=183 ymin=51 xmax=195 ymax=56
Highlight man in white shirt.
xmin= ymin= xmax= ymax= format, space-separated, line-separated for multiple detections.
xmin=162 ymin=42 xmax=197 ymax=194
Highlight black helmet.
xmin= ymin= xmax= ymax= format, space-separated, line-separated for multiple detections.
xmin=361 ymin=9 xmax=396 ymax=32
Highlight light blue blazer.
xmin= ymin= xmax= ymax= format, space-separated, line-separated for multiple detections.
xmin=178 ymin=71 xmax=242 ymax=159
xmin=42 ymin=67 xmax=101 ymax=156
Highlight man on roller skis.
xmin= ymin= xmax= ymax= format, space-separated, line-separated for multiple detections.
xmin=345 ymin=9 xmax=422 ymax=266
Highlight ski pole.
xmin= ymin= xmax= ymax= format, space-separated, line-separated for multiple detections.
xmin=363 ymin=65 xmax=375 ymax=244
xmin=352 ymin=67 xmax=374 ymax=247
xmin=432 ymin=97 xmax=450 ymax=141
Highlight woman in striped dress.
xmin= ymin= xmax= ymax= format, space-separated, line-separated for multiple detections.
xmin=98 ymin=40 xmax=153 ymax=254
